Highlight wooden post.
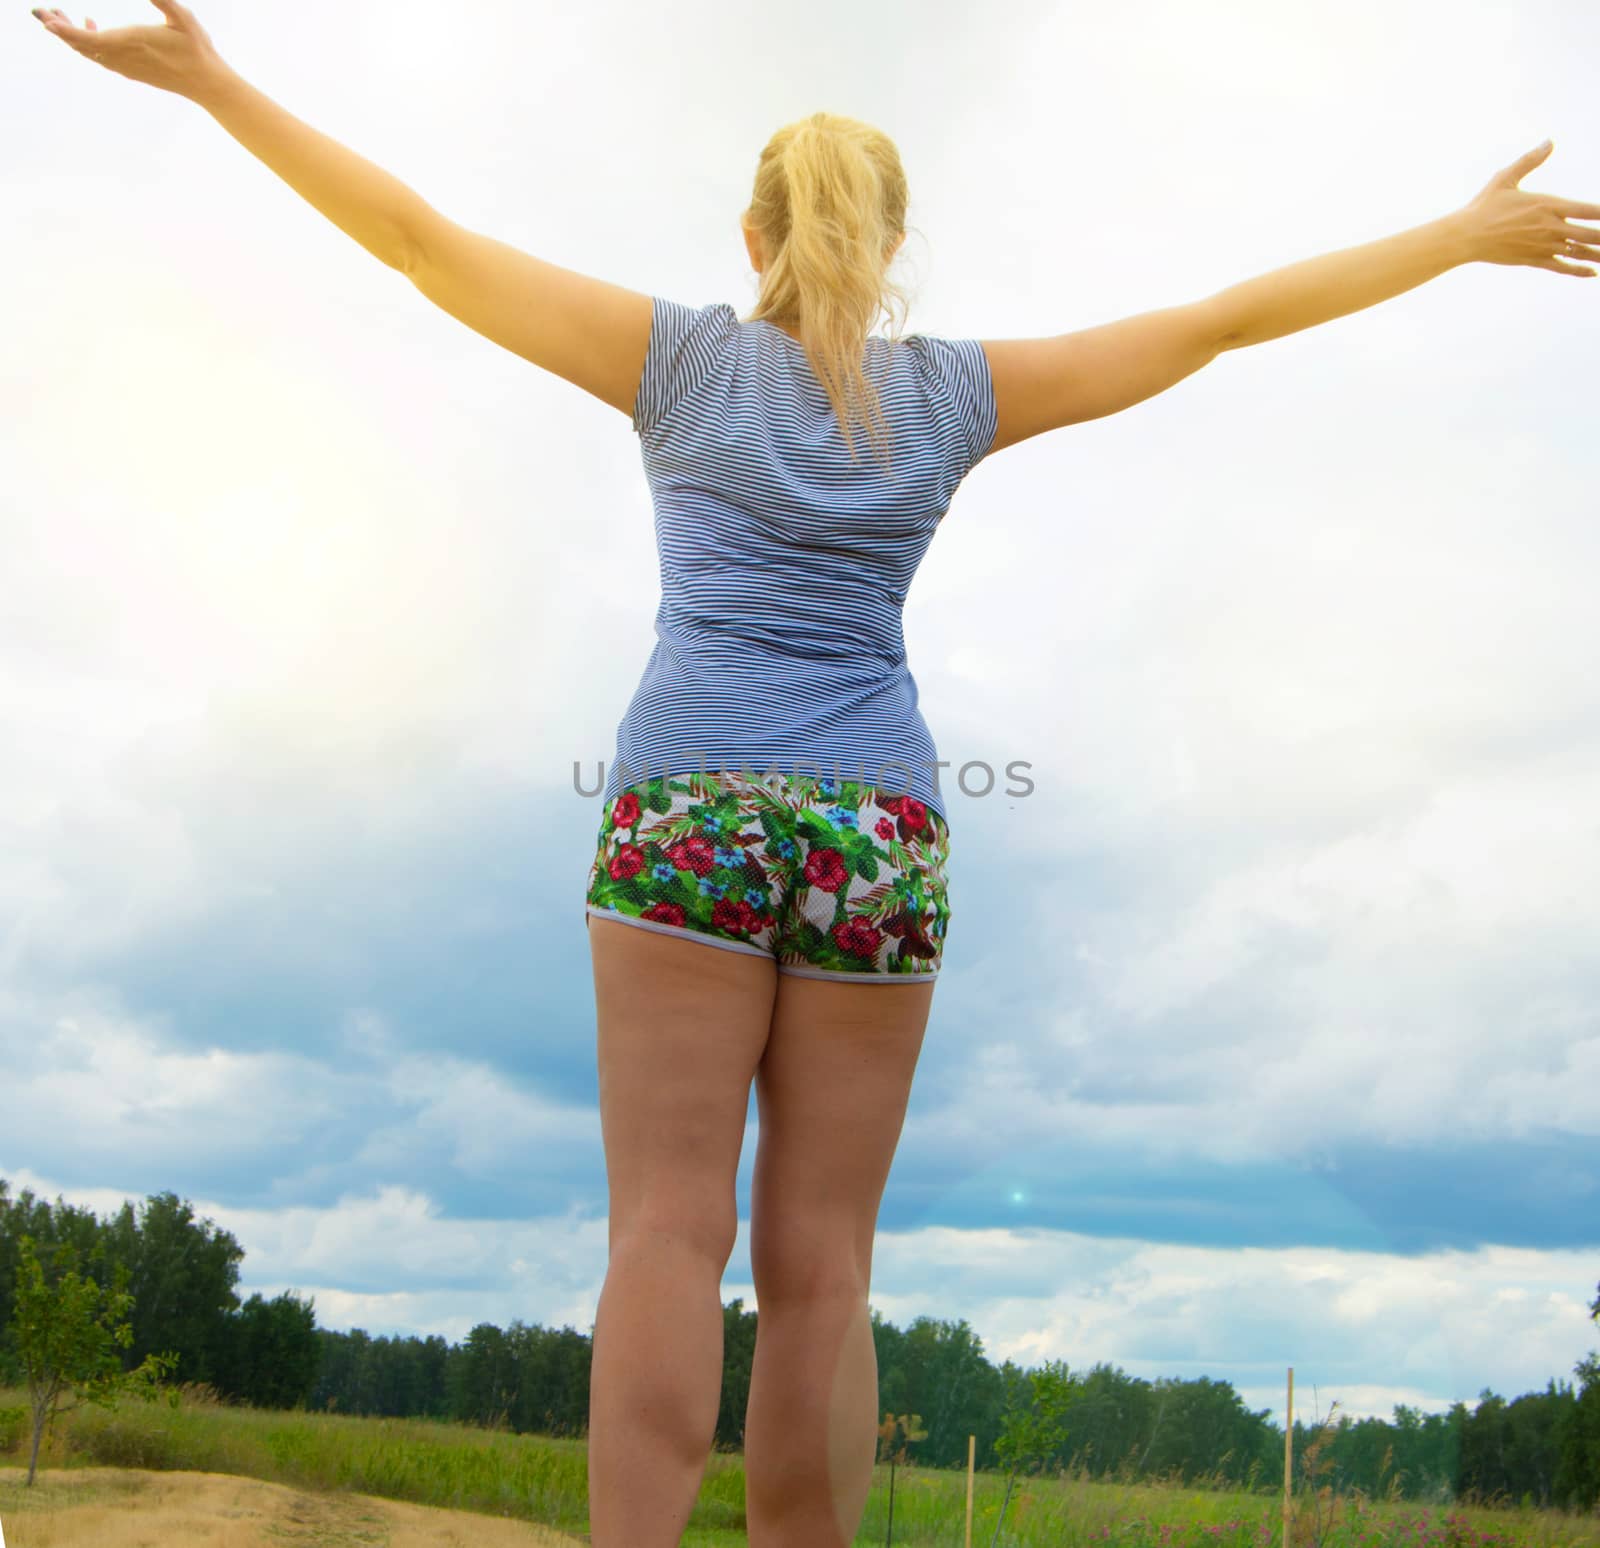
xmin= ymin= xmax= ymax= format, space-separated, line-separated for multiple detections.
xmin=1283 ymin=1367 xmax=1294 ymax=1548
xmin=966 ymin=1433 xmax=976 ymax=1548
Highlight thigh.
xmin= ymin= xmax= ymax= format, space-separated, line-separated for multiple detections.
xmin=749 ymin=971 xmax=936 ymax=1297
xmin=589 ymin=914 xmax=776 ymax=1261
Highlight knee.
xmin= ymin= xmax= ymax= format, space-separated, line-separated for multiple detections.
xmin=751 ymin=1221 xmax=871 ymax=1302
xmin=613 ymin=1207 xmax=739 ymax=1269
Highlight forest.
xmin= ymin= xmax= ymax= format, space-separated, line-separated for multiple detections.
xmin=4 ymin=1177 xmax=1597 ymax=1511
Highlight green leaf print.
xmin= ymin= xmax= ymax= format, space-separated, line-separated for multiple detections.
xmin=794 ymin=809 xmax=834 ymax=847
xmin=853 ymin=881 xmax=907 ymax=924
xmin=903 ymin=868 xmax=928 ymax=911
xmin=590 ymin=876 xmax=633 ymax=912
xmin=704 ymin=792 xmax=744 ymax=826
xmin=646 ymin=812 xmax=714 ymax=846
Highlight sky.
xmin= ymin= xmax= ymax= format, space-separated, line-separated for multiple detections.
xmin=4 ymin=0 xmax=1599 ymax=1435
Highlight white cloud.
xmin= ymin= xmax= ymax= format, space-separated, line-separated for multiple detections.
xmin=3 ymin=0 xmax=1597 ymax=1428
xmin=358 ymin=1052 xmax=596 ymax=1178
xmin=0 ymin=987 xmax=354 ymax=1167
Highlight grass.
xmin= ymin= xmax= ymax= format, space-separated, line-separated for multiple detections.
xmin=1 ymin=1384 xmax=1596 ymax=1547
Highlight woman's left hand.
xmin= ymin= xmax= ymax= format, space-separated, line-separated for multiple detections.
xmin=31 ymin=0 xmax=230 ymax=101
xmin=1456 ymin=140 xmax=1600 ymax=276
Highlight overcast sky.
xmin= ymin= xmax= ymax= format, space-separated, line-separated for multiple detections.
xmin=4 ymin=0 xmax=1598 ymax=1432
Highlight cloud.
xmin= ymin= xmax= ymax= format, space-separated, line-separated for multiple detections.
xmin=3 ymin=0 xmax=1598 ymax=1429
xmin=0 ymin=986 xmax=357 ymax=1174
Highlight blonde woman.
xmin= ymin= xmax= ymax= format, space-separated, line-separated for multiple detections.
xmin=30 ymin=4 xmax=1599 ymax=1544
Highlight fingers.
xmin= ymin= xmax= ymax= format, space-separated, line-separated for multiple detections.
xmin=1551 ymin=198 xmax=1600 ymax=220
xmin=1554 ymin=219 xmax=1600 ymax=252
xmin=1500 ymin=139 xmax=1552 ymax=186
xmin=32 ymin=7 xmax=84 ymax=42
xmin=1532 ymin=256 xmax=1596 ymax=277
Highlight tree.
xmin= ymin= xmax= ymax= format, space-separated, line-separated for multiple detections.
xmin=989 ymin=1359 xmax=1074 ymax=1547
xmin=448 ymin=1321 xmax=515 ymax=1427
xmin=213 ymin=1290 xmax=320 ymax=1409
xmin=0 ymin=1180 xmax=108 ymax=1360
xmin=1067 ymin=1362 xmax=1158 ymax=1481
xmin=8 ymin=1233 xmax=176 ymax=1485
xmin=100 ymin=1190 xmax=244 ymax=1385
xmin=1554 ymin=1280 xmax=1600 ymax=1513
xmin=717 ymin=1299 xmax=758 ymax=1452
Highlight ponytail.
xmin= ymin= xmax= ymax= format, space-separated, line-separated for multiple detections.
xmin=742 ymin=111 xmax=916 ymax=471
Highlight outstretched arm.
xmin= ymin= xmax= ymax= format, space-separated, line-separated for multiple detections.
xmin=981 ymin=141 xmax=1599 ymax=457
xmin=33 ymin=0 xmax=426 ymax=273
xmin=32 ymin=0 xmax=654 ymax=417
xmin=1211 ymin=141 xmax=1598 ymax=351
xmin=193 ymin=65 xmax=426 ymax=276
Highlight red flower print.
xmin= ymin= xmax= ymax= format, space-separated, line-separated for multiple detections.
xmin=712 ymin=899 xmax=750 ymax=934
xmin=874 ymin=817 xmax=895 ymax=840
xmin=832 ymin=918 xmax=883 ymax=959
xmin=878 ymin=794 xmax=929 ymax=839
xmin=666 ymin=834 xmax=717 ymax=876
xmin=735 ymin=898 xmax=772 ymax=934
xmin=803 ymin=847 xmax=849 ymax=893
xmin=642 ymin=901 xmax=686 ymax=927
xmin=612 ymin=792 xmax=641 ymax=828
xmin=878 ymin=910 xmax=936 ymax=959
xmin=608 ymin=844 xmax=646 ymax=880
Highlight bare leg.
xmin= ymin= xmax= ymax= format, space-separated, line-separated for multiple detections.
xmin=744 ymin=1284 xmax=880 ymax=1546
xmin=587 ymin=1227 xmax=729 ymax=1547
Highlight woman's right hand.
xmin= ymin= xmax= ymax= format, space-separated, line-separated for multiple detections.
xmin=1456 ymin=140 xmax=1600 ymax=276
xmin=31 ymin=0 xmax=230 ymax=102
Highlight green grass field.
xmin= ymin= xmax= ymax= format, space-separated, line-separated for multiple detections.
xmin=1 ymin=1385 xmax=1595 ymax=1547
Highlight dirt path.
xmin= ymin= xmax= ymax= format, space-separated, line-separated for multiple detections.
xmin=0 ymin=1466 xmax=590 ymax=1546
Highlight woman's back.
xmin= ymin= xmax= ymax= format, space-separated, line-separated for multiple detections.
xmin=604 ymin=297 xmax=998 ymax=824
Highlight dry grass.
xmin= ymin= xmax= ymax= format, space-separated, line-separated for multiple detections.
xmin=0 ymin=1466 xmax=588 ymax=1547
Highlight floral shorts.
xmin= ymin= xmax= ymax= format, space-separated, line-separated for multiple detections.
xmin=584 ymin=769 xmax=951 ymax=980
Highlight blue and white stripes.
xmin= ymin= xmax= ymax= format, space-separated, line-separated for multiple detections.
xmin=603 ymin=297 xmax=997 ymax=830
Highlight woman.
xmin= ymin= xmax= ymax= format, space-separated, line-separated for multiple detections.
xmin=30 ymin=4 xmax=1599 ymax=1544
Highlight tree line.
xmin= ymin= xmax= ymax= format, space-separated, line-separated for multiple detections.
xmin=3 ymin=1178 xmax=1597 ymax=1510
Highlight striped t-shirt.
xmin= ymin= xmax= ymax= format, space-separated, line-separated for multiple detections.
xmin=601 ymin=296 xmax=997 ymax=830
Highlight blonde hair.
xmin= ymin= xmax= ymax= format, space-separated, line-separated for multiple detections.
xmin=741 ymin=111 xmax=916 ymax=471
